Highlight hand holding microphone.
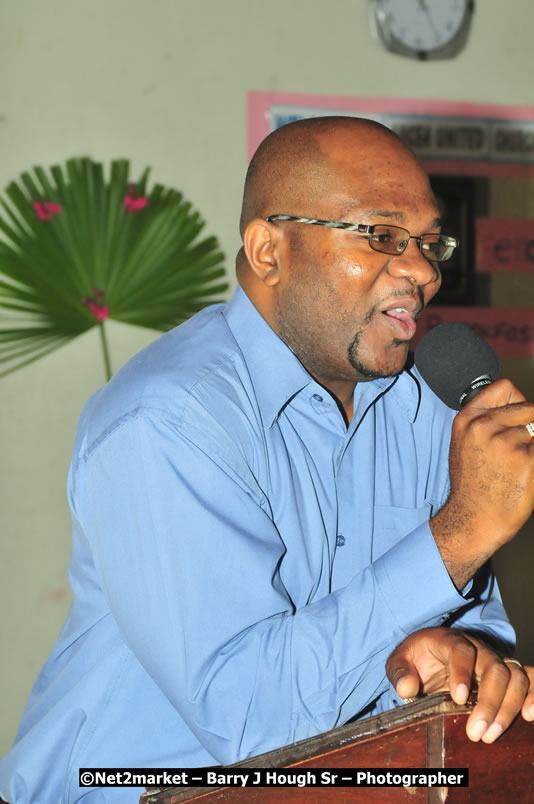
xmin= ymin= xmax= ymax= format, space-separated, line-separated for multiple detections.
xmin=386 ymin=323 xmax=534 ymax=746
xmin=415 ymin=323 xmax=534 ymax=590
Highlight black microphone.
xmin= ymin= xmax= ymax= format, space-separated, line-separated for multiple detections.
xmin=414 ymin=322 xmax=501 ymax=411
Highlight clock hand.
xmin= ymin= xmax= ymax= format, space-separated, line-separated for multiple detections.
xmin=418 ymin=0 xmax=440 ymax=40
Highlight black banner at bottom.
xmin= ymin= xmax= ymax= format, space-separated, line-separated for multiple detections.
xmin=79 ymin=767 xmax=469 ymax=788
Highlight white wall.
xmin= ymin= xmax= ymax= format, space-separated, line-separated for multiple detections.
xmin=1 ymin=0 xmax=533 ymax=755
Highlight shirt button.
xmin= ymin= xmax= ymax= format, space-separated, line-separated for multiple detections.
xmin=336 ymin=534 xmax=346 ymax=547
xmin=312 ymin=393 xmax=323 ymax=402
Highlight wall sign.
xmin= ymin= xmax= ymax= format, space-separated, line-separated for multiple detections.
xmin=476 ymin=218 xmax=534 ymax=272
xmin=413 ymin=307 xmax=534 ymax=357
xmin=248 ymin=92 xmax=534 ymax=176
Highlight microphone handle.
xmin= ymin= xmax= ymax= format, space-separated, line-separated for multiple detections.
xmin=459 ymin=374 xmax=493 ymax=408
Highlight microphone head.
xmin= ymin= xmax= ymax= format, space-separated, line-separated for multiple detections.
xmin=414 ymin=322 xmax=501 ymax=410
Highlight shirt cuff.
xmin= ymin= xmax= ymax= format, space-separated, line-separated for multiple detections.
xmin=372 ymin=521 xmax=471 ymax=636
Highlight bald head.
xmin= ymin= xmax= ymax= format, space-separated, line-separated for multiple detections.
xmin=239 ymin=116 xmax=423 ymax=238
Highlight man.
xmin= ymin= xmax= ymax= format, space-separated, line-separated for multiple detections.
xmin=1 ymin=117 xmax=533 ymax=803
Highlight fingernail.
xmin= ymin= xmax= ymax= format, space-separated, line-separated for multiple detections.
xmin=393 ymin=671 xmax=407 ymax=688
xmin=525 ymin=705 xmax=534 ymax=721
xmin=468 ymin=720 xmax=487 ymax=741
xmin=455 ymin=683 xmax=469 ymax=704
xmin=394 ymin=676 xmax=410 ymax=697
xmin=482 ymin=723 xmax=503 ymax=743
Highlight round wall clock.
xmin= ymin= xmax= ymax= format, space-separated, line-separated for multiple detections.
xmin=369 ymin=0 xmax=475 ymax=61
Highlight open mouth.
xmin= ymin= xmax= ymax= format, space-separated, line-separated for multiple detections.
xmin=382 ymin=307 xmax=418 ymax=340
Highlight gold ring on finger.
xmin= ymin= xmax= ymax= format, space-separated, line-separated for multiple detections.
xmin=503 ymin=657 xmax=524 ymax=671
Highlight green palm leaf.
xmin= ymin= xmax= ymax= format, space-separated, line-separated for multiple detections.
xmin=0 ymin=157 xmax=229 ymax=379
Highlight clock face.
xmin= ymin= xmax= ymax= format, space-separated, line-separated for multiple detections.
xmin=370 ymin=0 xmax=474 ymax=60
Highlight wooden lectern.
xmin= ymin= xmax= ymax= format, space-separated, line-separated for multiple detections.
xmin=139 ymin=693 xmax=534 ymax=803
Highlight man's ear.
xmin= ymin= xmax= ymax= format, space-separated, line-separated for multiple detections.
xmin=243 ymin=219 xmax=282 ymax=287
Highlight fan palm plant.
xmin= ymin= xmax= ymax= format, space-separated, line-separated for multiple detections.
xmin=0 ymin=157 xmax=228 ymax=380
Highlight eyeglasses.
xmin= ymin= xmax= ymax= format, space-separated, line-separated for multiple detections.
xmin=265 ymin=214 xmax=459 ymax=263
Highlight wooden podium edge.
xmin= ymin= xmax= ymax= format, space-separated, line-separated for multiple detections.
xmin=140 ymin=692 xmax=472 ymax=803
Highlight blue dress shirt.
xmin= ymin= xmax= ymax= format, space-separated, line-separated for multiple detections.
xmin=0 ymin=287 xmax=514 ymax=803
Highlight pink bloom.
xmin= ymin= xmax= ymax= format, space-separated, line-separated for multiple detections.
xmin=123 ymin=184 xmax=148 ymax=213
xmin=83 ymin=288 xmax=109 ymax=320
xmin=124 ymin=195 xmax=148 ymax=212
xmin=33 ymin=201 xmax=62 ymax=221
xmin=86 ymin=301 xmax=110 ymax=320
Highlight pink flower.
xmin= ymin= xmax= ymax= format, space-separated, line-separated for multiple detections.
xmin=83 ymin=288 xmax=109 ymax=320
xmin=33 ymin=201 xmax=62 ymax=221
xmin=86 ymin=302 xmax=110 ymax=320
xmin=123 ymin=183 xmax=148 ymax=213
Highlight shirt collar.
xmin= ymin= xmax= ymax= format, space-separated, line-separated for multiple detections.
xmin=224 ymin=286 xmax=312 ymax=428
xmin=224 ymin=286 xmax=422 ymax=428
xmin=351 ymin=369 xmax=422 ymax=426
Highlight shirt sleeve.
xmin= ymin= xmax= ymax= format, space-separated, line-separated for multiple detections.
xmin=72 ymin=409 xmax=512 ymax=764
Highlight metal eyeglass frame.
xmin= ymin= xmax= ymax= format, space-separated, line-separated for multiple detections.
xmin=265 ymin=214 xmax=459 ymax=262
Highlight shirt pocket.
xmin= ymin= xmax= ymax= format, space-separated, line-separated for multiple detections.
xmin=372 ymin=502 xmax=433 ymax=561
